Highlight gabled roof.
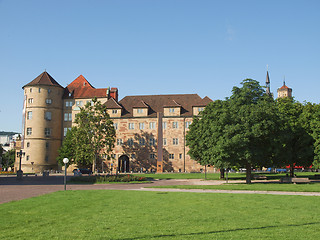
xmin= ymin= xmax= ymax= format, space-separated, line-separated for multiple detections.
xmin=63 ymin=75 xmax=115 ymax=99
xmin=133 ymin=100 xmax=149 ymax=108
xmin=119 ymin=94 xmax=212 ymax=117
xmin=23 ymin=71 xmax=63 ymax=88
xmin=105 ymin=98 xmax=122 ymax=109
xmin=193 ymin=96 xmax=213 ymax=107
xmin=164 ymin=100 xmax=181 ymax=108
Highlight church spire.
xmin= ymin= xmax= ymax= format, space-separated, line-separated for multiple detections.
xmin=266 ymin=69 xmax=271 ymax=96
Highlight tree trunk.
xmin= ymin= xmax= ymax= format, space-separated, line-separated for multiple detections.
xmin=220 ymin=168 xmax=225 ymax=179
xmin=246 ymin=162 xmax=252 ymax=184
xmin=290 ymin=164 xmax=294 ymax=177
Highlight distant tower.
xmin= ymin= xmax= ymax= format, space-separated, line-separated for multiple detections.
xmin=19 ymin=72 xmax=64 ymax=172
xmin=277 ymin=80 xmax=292 ymax=98
xmin=266 ymin=71 xmax=271 ymax=96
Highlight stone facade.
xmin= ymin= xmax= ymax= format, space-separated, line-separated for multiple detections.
xmin=17 ymin=71 xmax=212 ymax=173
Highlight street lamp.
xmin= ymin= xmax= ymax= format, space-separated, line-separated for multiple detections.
xmin=63 ymin=158 xmax=69 ymax=191
xmin=16 ymin=149 xmax=25 ymax=180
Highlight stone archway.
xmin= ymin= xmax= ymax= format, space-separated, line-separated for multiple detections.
xmin=118 ymin=155 xmax=130 ymax=173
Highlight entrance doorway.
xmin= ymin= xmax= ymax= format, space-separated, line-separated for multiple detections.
xmin=118 ymin=155 xmax=129 ymax=173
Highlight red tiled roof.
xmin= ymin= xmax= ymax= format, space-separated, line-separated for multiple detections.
xmin=23 ymin=71 xmax=63 ymax=88
xmin=63 ymin=75 xmax=117 ymax=99
xmin=279 ymin=85 xmax=289 ymax=89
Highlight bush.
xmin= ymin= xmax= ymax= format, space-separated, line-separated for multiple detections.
xmin=69 ymin=174 xmax=146 ymax=183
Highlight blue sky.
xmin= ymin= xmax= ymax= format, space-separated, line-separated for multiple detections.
xmin=1 ymin=0 xmax=320 ymax=132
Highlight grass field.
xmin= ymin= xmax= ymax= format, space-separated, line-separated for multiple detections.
xmin=1 ymin=190 xmax=320 ymax=239
xmin=134 ymin=172 xmax=320 ymax=180
xmin=148 ymin=183 xmax=320 ymax=192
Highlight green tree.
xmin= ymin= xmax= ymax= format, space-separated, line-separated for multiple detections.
xmin=187 ymin=79 xmax=279 ymax=183
xmin=57 ymin=98 xmax=116 ymax=171
xmin=2 ymin=149 xmax=16 ymax=170
xmin=311 ymin=103 xmax=320 ymax=170
xmin=275 ymin=98 xmax=314 ymax=177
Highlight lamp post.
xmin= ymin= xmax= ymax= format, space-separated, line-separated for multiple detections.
xmin=16 ymin=149 xmax=25 ymax=180
xmin=63 ymin=158 xmax=69 ymax=191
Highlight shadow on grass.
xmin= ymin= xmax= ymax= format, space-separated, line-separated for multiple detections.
xmin=121 ymin=221 xmax=320 ymax=240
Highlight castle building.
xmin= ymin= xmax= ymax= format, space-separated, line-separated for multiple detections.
xmin=16 ymin=71 xmax=212 ymax=173
xmin=277 ymin=81 xmax=292 ymax=98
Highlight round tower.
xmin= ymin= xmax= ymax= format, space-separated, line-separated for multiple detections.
xmin=18 ymin=72 xmax=64 ymax=173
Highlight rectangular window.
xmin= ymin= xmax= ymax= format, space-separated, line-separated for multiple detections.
xmin=112 ymin=109 xmax=118 ymax=114
xmin=179 ymin=154 xmax=182 ymax=159
xmin=27 ymin=128 xmax=32 ymax=135
xmin=173 ymin=138 xmax=179 ymax=145
xmin=45 ymin=156 xmax=49 ymax=162
xmin=48 ymin=89 xmax=51 ymax=93
xmin=64 ymin=113 xmax=72 ymax=121
xmin=139 ymin=123 xmax=145 ymax=130
xmin=38 ymin=88 xmax=41 ymax=93
xmin=186 ymin=121 xmax=191 ymax=129
xmin=198 ymin=107 xmax=204 ymax=112
xmin=113 ymin=123 xmax=118 ymax=130
xmin=173 ymin=122 xmax=178 ymax=129
xmin=46 ymin=98 xmax=52 ymax=105
xmin=27 ymin=111 xmax=32 ymax=120
xmin=26 ymin=155 xmax=30 ymax=161
xmin=117 ymin=139 xmax=123 ymax=145
xmin=163 ymin=138 xmax=167 ymax=145
xmin=65 ymin=101 xmax=73 ymax=107
xmin=27 ymin=142 xmax=30 ymax=148
xmin=45 ymin=111 xmax=52 ymax=121
xmin=149 ymin=122 xmax=156 ymax=129
xmin=46 ymin=142 xmax=49 ymax=149
xmin=150 ymin=153 xmax=155 ymax=159
xmin=139 ymin=138 xmax=145 ymax=146
xmin=128 ymin=123 xmax=134 ymax=129
xmin=44 ymin=128 xmax=51 ymax=136
xmin=163 ymin=122 xmax=167 ymax=129
xmin=137 ymin=109 xmax=143 ymax=113
xmin=76 ymin=101 xmax=83 ymax=107
xmin=63 ymin=128 xmax=71 ymax=137
xmin=169 ymin=154 xmax=174 ymax=159
xmin=149 ymin=138 xmax=155 ymax=146
xmin=28 ymin=98 xmax=33 ymax=103
xmin=30 ymin=88 xmax=32 ymax=93
xmin=169 ymin=108 xmax=175 ymax=113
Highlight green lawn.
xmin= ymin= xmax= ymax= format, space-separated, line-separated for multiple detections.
xmin=134 ymin=172 xmax=320 ymax=180
xmin=1 ymin=190 xmax=320 ymax=239
xmin=148 ymin=183 xmax=320 ymax=192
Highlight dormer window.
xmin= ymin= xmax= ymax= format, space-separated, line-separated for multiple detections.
xmin=112 ymin=110 xmax=118 ymax=114
xmin=137 ymin=109 xmax=144 ymax=113
xmin=69 ymin=92 xmax=72 ymax=97
xmin=169 ymin=108 xmax=175 ymax=113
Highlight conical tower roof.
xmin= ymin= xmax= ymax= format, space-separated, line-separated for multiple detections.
xmin=266 ymin=71 xmax=270 ymax=83
xmin=23 ymin=71 xmax=63 ymax=89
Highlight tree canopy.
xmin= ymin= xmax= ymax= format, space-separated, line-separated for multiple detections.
xmin=57 ymin=98 xmax=116 ymax=171
xmin=187 ymin=79 xmax=280 ymax=183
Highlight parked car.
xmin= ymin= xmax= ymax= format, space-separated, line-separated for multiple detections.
xmin=73 ymin=168 xmax=92 ymax=175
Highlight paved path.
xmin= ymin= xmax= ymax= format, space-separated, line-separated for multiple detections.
xmin=1 ymin=175 xmax=320 ymax=204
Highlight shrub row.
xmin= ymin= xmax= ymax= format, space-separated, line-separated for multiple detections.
xmin=69 ymin=174 xmax=146 ymax=183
